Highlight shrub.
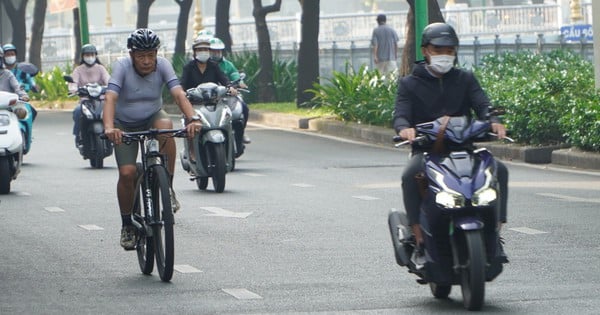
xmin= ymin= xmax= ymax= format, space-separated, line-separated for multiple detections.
xmin=307 ymin=64 xmax=397 ymax=127
xmin=31 ymin=65 xmax=72 ymax=101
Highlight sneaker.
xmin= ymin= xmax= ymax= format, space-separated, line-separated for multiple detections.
xmin=243 ymin=134 xmax=251 ymax=144
xmin=411 ymin=244 xmax=426 ymax=270
xmin=120 ymin=225 xmax=136 ymax=250
xmin=170 ymin=188 xmax=181 ymax=213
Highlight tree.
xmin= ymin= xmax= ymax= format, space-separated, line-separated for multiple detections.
xmin=137 ymin=0 xmax=156 ymax=28
xmin=73 ymin=8 xmax=81 ymax=67
xmin=296 ymin=0 xmax=320 ymax=107
xmin=3 ymin=0 xmax=28 ymax=62
xmin=173 ymin=0 xmax=193 ymax=72
xmin=29 ymin=0 xmax=47 ymax=71
xmin=400 ymin=0 xmax=444 ymax=77
xmin=252 ymin=0 xmax=282 ymax=103
xmin=215 ymin=0 xmax=233 ymax=54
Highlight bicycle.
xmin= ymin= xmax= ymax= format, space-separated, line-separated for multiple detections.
xmin=113 ymin=128 xmax=187 ymax=282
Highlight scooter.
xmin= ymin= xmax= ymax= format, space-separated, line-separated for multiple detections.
xmin=0 ymin=91 xmax=27 ymax=194
xmin=388 ymin=116 xmax=510 ymax=311
xmin=180 ymin=82 xmax=234 ymax=193
xmin=64 ymin=76 xmax=113 ymax=168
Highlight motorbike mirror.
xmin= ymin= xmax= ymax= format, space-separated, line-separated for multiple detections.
xmin=216 ymin=86 xmax=228 ymax=97
xmin=239 ymin=73 xmax=246 ymax=81
xmin=63 ymin=75 xmax=75 ymax=83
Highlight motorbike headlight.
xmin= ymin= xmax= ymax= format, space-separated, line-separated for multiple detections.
xmin=218 ymin=107 xmax=232 ymax=126
xmin=198 ymin=112 xmax=210 ymax=128
xmin=472 ymin=187 xmax=497 ymax=206
xmin=436 ymin=191 xmax=465 ymax=209
xmin=81 ymin=105 xmax=94 ymax=119
xmin=87 ymin=84 xmax=102 ymax=98
xmin=0 ymin=114 xmax=10 ymax=126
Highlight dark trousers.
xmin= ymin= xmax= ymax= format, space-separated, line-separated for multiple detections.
xmin=401 ymin=153 xmax=508 ymax=225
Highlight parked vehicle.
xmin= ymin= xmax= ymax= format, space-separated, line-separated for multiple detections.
xmin=64 ymin=75 xmax=113 ymax=168
xmin=388 ymin=116 xmax=510 ymax=311
xmin=180 ymin=82 xmax=234 ymax=193
xmin=0 ymin=91 xmax=28 ymax=194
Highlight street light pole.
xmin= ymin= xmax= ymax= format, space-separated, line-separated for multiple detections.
xmin=106 ymin=0 xmax=112 ymax=27
xmin=415 ymin=0 xmax=428 ymax=61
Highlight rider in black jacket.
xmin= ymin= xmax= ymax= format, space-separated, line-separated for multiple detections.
xmin=393 ymin=23 xmax=508 ymax=263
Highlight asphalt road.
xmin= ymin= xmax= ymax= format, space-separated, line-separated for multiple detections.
xmin=1 ymin=111 xmax=599 ymax=314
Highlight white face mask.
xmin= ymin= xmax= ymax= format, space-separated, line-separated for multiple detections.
xmin=195 ymin=52 xmax=210 ymax=63
xmin=4 ymin=56 xmax=16 ymax=65
xmin=83 ymin=56 xmax=96 ymax=65
xmin=427 ymin=54 xmax=455 ymax=74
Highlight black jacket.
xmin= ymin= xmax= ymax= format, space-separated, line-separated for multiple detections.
xmin=180 ymin=60 xmax=230 ymax=91
xmin=393 ymin=62 xmax=497 ymax=133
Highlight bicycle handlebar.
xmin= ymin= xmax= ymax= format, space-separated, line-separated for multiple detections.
xmin=100 ymin=128 xmax=188 ymax=141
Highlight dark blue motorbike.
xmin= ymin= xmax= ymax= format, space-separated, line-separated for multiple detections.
xmin=388 ymin=116 xmax=510 ymax=311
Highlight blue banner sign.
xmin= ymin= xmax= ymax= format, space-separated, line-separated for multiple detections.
xmin=560 ymin=24 xmax=593 ymax=41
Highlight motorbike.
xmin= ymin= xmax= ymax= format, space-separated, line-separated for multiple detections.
xmin=64 ymin=76 xmax=113 ymax=168
xmin=222 ymin=74 xmax=249 ymax=159
xmin=388 ymin=116 xmax=510 ymax=311
xmin=180 ymin=82 xmax=234 ymax=193
xmin=0 ymin=91 xmax=28 ymax=194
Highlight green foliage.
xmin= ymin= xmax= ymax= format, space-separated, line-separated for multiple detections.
xmin=31 ymin=65 xmax=72 ymax=101
xmin=475 ymin=50 xmax=600 ymax=150
xmin=307 ymin=64 xmax=397 ymax=127
xmin=228 ymin=51 xmax=297 ymax=103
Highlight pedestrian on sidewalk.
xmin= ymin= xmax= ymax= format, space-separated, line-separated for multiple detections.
xmin=371 ymin=14 xmax=399 ymax=76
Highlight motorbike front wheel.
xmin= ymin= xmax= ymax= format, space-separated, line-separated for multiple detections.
xmin=209 ymin=143 xmax=227 ymax=193
xmin=90 ymin=136 xmax=105 ymax=169
xmin=0 ymin=157 xmax=11 ymax=194
xmin=460 ymin=230 xmax=486 ymax=311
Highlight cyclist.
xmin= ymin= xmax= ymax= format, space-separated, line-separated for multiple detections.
xmin=209 ymin=37 xmax=251 ymax=144
xmin=103 ymin=28 xmax=201 ymax=250
xmin=69 ymin=43 xmax=110 ymax=150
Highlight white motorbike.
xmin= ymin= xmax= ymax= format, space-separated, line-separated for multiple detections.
xmin=0 ymin=91 xmax=27 ymax=194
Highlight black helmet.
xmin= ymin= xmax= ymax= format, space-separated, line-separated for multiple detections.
xmin=127 ymin=28 xmax=161 ymax=51
xmin=81 ymin=44 xmax=97 ymax=55
xmin=421 ymin=23 xmax=459 ymax=47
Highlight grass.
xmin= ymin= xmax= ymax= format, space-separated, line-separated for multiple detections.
xmin=251 ymin=102 xmax=333 ymax=117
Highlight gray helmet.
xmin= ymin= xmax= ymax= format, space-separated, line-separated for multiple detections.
xmin=0 ymin=47 xmax=3 ymax=68
xmin=2 ymin=43 xmax=16 ymax=54
xmin=81 ymin=44 xmax=97 ymax=55
xmin=421 ymin=23 xmax=459 ymax=47
xmin=127 ymin=28 xmax=161 ymax=51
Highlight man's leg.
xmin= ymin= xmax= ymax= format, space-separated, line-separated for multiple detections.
xmin=152 ymin=114 xmax=180 ymax=212
xmin=401 ymin=153 xmax=425 ymax=244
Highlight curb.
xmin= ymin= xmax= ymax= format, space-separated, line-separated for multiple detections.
xmin=249 ymin=110 xmax=600 ymax=172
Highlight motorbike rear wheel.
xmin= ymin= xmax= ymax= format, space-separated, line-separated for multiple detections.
xmin=0 ymin=157 xmax=11 ymax=194
xmin=196 ymin=177 xmax=209 ymax=190
xmin=460 ymin=230 xmax=486 ymax=311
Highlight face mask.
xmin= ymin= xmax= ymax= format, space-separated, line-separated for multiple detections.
xmin=83 ymin=56 xmax=96 ymax=65
xmin=195 ymin=52 xmax=210 ymax=63
xmin=427 ymin=54 xmax=455 ymax=74
xmin=4 ymin=56 xmax=16 ymax=65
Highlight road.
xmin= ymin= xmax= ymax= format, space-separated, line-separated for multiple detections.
xmin=1 ymin=111 xmax=599 ymax=314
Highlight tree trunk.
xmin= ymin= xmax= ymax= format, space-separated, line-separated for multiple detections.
xmin=3 ymin=0 xmax=29 ymax=62
xmin=400 ymin=0 xmax=445 ymax=77
xmin=73 ymin=8 xmax=81 ymax=67
xmin=29 ymin=0 xmax=47 ymax=71
xmin=174 ymin=0 xmax=193 ymax=62
xmin=216 ymin=0 xmax=233 ymax=54
xmin=252 ymin=0 xmax=281 ymax=103
xmin=136 ymin=0 xmax=155 ymax=29
xmin=296 ymin=0 xmax=319 ymax=107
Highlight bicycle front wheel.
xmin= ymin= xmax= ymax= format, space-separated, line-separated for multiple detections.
xmin=134 ymin=163 xmax=154 ymax=275
xmin=150 ymin=165 xmax=175 ymax=282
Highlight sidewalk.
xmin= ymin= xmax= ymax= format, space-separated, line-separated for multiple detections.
xmin=249 ymin=110 xmax=600 ymax=172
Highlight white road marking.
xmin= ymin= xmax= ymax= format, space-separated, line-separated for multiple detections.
xmin=45 ymin=206 xmax=65 ymax=212
xmin=509 ymin=227 xmax=548 ymax=235
xmin=16 ymin=191 xmax=31 ymax=196
xmin=511 ymin=181 xmax=600 ymax=191
xmin=200 ymin=206 xmax=253 ymax=218
xmin=174 ymin=265 xmax=202 ymax=273
xmin=291 ymin=183 xmax=314 ymax=188
xmin=78 ymin=224 xmax=104 ymax=231
xmin=537 ymin=193 xmax=600 ymax=204
xmin=357 ymin=182 xmax=401 ymax=189
xmin=352 ymin=195 xmax=380 ymax=201
xmin=222 ymin=288 xmax=263 ymax=300
xmin=243 ymin=172 xmax=266 ymax=177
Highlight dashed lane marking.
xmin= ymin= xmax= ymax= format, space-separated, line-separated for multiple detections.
xmin=537 ymin=193 xmax=600 ymax=204
xmin=174 ymin=265 xmax=202 ymax=273
xmin=78 ymin=224 xmax=104 ymax=231
xmin=509 ymin=227 xmax=548 ymax=235
xmin=44 ymin=206 xmax=65 ymax=212
xmin=16 ymin=192 xmax=31 ymax=196
xmin=242 ymin=172 xmax=266 ymax=177
xmin=352 ymin=195 xmax=380 ymax=201
xmin=291 ymin=183 xmax=315 ymax=188
xmin=222 ymin=288 xmax=263 ymax=300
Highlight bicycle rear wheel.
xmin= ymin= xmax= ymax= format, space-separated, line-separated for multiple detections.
xmin=150 ymin=165 xmax=174 ymax=282
xmin=134 ymin=163 xmax=154 ymax=275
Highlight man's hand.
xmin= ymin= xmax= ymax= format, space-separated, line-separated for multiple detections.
xmin=185 ymin=121 xmax=202 ymax=138
xmin=399 ymin=128 xmax=416 ymax=142
xmin=228 ymin=87 xmax=238 ymax=96
xmin=491 ymin=123 xmax=506 ymax=139
xmin=104 ymin=127 xmax=123 ymax=145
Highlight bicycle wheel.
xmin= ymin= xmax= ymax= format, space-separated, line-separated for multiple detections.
xmin=150 ymin=165 xmax=174 ymax=282
xmin=134 ymin=163 xmax=154 ymax=274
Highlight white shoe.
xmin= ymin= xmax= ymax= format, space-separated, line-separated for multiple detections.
xmin=243 ymin=135 xmax=251 ymax=144
xmin=170 ymin=188 xmax=180 ymax=213
xmin=411 ymin=248 xmax=426 ymax=270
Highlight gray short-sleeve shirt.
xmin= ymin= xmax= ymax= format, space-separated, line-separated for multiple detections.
xmin=107 ymin=56 xmax=180 ymax=126
xmin=371 ymin=24 xmax=399 ymax=62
